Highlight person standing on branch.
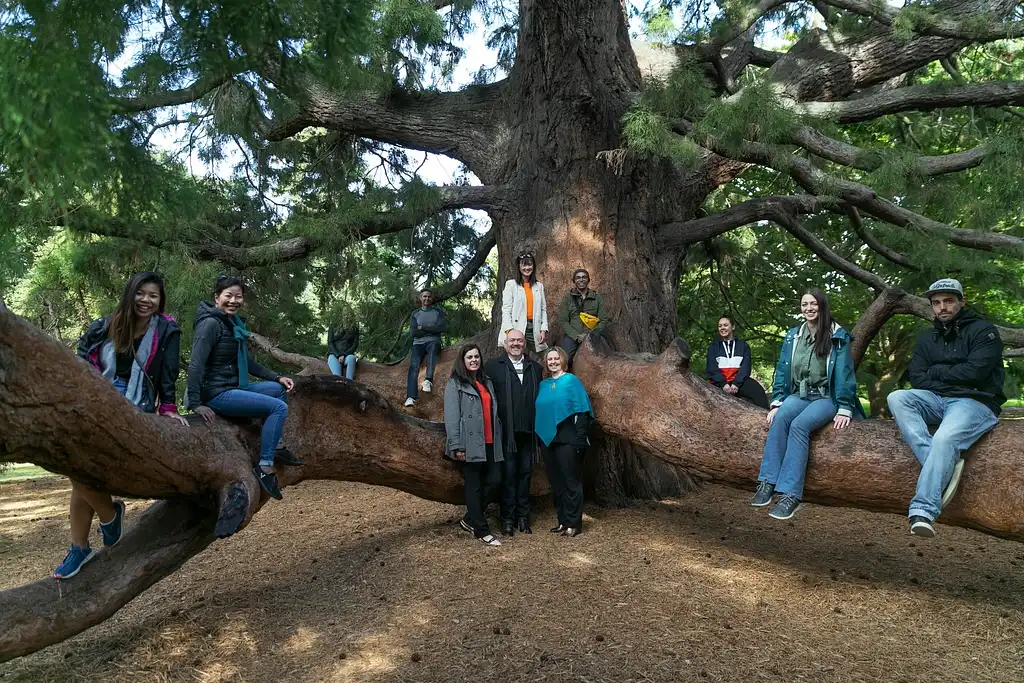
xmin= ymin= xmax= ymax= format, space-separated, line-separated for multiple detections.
xmin=558 ymin=269 xmax=606 ymax=363
xmin=751 ymin=289 xmax=861 ymax=521
xmin=404 ymin=288 xmax=447 ymax=407
xmin=887 ymin=278 xmax=1005 ymax=539
xmin=535 ymin=347 xmax=594 ymax=537
xmin=485 ymin=329 xmax=542 ymax=536
xmin=705 ymin=315 xmax=770 ymax=409
xmin=54 ymin=271 xmax=188 ymax=580
xmin=444 ymin=343 xmax=505 ymax=547
xmin=186 ymin=276 xmax=301 ymax=502
xmin=498 ymin=252 xmax=549 ymax=354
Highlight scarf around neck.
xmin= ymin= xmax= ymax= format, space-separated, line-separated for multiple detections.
xmin=99 ymin=316 xmax=158 ymax=409
xmin=230 ymin=314 xmax=250 ymax=389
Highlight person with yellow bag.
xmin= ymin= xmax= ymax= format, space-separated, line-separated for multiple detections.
xmin=558 ymin=269 xmax=606 ymax=363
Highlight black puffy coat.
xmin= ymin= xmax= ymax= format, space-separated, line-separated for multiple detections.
xmin=909 ymin=307 xmax=1006 ymax=415
xmin=185 ymin=301 xmax=280 ymax=409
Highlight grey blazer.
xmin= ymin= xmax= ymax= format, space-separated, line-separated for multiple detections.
xmin=443 ymin=377 xmax=505 ymax=463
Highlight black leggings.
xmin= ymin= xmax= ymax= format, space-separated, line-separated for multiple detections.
xmin=543 ymin=442 xmax=584 ymax=528
xmin=463 ymin=445 xmax=501 ymax=537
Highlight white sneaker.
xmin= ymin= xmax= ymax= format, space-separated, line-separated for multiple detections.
xmin=941 ymin=458 xmax=965 ymax=508
xmin=421 ymin=379 xmax=432 ymax=393
xmin=403 ymin=397 xmax=415 ymax=407
xmin=479 ymin=534 xmax=502 ymax=547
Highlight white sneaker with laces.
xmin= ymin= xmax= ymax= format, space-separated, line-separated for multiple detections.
xmin=479 ymin=534 xmax=502 ymax=547
xmin=403 ymin=397 xmax=415 ymax=407
xmin=421 ymin=379 xmax=432 ymax=393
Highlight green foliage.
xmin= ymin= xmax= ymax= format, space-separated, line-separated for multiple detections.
xmin=621 ymin=107 xmax=702 ymax=167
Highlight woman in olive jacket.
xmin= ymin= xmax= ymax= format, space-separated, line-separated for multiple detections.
xmin=443 ymin=343 xmax=505 ymax=547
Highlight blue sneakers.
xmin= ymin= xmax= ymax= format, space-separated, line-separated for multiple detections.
xmin=100 ymin=500 xmax=126 ymax=547
xmin=53 ymin=545 xmax=97 ymax=579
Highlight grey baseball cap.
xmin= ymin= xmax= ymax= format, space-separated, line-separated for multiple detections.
xmin=923 ymin=278 xmax=964 ymax=299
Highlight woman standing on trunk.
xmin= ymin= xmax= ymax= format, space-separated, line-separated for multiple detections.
xmin=535 ymin=346 xmax=593 ymax=537
xmin=751 ymin=289 xmax=860 ymax=521
xmin=54 ymin=272 xmax=188 ymax=580
xmin=498 ymin=252 xmax=549 ymax=354
xmin=444 ymin=343 xmax=505 ymax=547
xmin=187 ymin=276 xmax=300 ymax=502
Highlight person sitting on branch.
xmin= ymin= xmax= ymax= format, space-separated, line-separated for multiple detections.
xmin=54 ymin=271 xmax=188 ymax=580
xmin=705 ymin=314 xmax=770 ymax=409
xmin=327 ymin=314 xmax=359 ymax=381
xmin=751 ymin=288 xmax=861 ymax=521
xmin=887 ymin=278 xmax=1005 ymax=539
xmin=404 ymin=288 xmax=447 ymax=407
xmin=558 ymin=269 xmax=606 ymax=363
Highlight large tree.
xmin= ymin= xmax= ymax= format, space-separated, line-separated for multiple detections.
xmin=2 ymin=0 xmax=1024 ymax=663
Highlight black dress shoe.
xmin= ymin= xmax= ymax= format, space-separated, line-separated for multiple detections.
xmin=550 ymin=524 xmax=566 ymax=533
xmin=561 ymin=527 xmax=581 ymax=537
xmin=501 ymin=524 xmax=514 ymax=537
xmin=517 ymin=519 xmax=532 ymax=534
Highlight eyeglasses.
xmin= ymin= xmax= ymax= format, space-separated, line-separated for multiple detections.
xmin=517 ymin=253 xmax=534 ymax=261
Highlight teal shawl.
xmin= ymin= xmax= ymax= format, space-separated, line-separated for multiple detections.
xmin=535 ymin=372 xmax=594 ymax=446
xmin=231 ymin=314 xmax=250 ymax=389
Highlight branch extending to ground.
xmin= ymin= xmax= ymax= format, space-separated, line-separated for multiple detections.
xmin=844 ymin=205 xmax=920 ymax=272
xmin=115 ymin=73 xmax=234 ymax=114
xmin=655 ymin=195 xmax=836 ymax=250
xmin=432 ymin=224 xmax=498 ymax=302
xmin=797 ymin=80 xmax=1024 ymax=123
xmin=817 ymin=0 xmax=1024 ymax=42
xmin=58 ymin=185 xmax=504 ymax=270
xmin=790 ymin=125 xmax=988 ymax=176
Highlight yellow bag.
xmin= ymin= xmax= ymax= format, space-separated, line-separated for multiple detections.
xmin=579 ymin=312 xmax=600 ymax=330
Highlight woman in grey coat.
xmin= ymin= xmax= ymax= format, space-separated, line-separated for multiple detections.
xmin=444 ymin=343 xmax=505 ymax=547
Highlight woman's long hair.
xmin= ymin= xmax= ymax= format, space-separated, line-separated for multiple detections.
xmin=450 ymin=342 xmax=486 ymax=388
xmin=514 ymin=253 xmax=537 ymax=286
xmin=108 ymin=272 xmax=166 ymax=352
xmin=805 ymin=288 xmax=834 ymax=358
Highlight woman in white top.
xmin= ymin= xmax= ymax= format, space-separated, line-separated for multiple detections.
xmin=498 ymin=252 xmax=549 ymax=353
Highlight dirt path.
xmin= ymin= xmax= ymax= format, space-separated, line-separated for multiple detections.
xmin=2 ymin=477 xmax=1023 ymax=682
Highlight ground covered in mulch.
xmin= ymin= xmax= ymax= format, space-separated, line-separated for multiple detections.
xmin=2 ymin=476 xmax=1023 ymax=683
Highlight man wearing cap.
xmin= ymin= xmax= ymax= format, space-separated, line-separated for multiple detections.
xmin=887 ymin=278 xmax=1005 ymax=538
xmin=559 ymin=269 xmax=607 ymax=361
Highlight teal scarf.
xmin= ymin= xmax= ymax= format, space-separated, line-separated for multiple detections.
xmin=231 ymin=314 xmax=250 ymax=389
xmin=535 ymin=372 xmax=594 ymax=446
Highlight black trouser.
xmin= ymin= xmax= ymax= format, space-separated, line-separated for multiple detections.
xmin=737 ymin=378 xmax=770 ymax=409
xmin=543 ymin=441 xmax=584 ymax=528
xmin=463 ymin=444 xmax=501 ymax=538
xmin=501 ymin=431 xmax=534 ymax=525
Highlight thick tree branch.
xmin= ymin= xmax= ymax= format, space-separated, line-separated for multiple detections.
xmin=115 ymin=73 xmax=234 ymax=114
xmin=655 ymin=195 xmax=836 ymax=250
xmin=817 ymin=0 xmax=1024 ymax=42
xmin=797 ymin=80 xmax=1024 ymax=123
xmin=58 ymin=185 xmax=504 ymax=270
xmin=432 ymin=224 xmax=498 ymax=303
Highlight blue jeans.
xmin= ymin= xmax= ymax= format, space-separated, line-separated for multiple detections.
xmin=758 ymin=394 xmax=838 ymax=500
xmin=327 ymin=354 xmax=357 ymax=380
xmin=887 ymin=389 xmax=997 ymax=522
xmin=208 ymin=381 xmax=288 ymax=467
xmin=406 ymin=340 xmax=440 ymax=400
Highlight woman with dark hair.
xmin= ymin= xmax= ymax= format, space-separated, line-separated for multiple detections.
xmin=752 ymin=289 xmax=861 ymax=520
xmin=705 ymin=315 xmax=770 ymax=409
xmin=535 ymin=346 xmax=594 ymax=537
xmin=498 ymin=252 xmax=549 ymax=353
xmin=54 ymin=272 xmax=187 ymax=579
xmin=327 ymin=309 xmax=359 ymax=380
xmin=443 ymin=343 xmax=505 ymax=547
xmin=187 ymin=276 xmax=300 ymax=501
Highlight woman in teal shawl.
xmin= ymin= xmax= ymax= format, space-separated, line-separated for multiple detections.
xmin=535 ymin=346 xmax=594 ymax=537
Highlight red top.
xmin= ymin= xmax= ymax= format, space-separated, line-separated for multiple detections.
xmin=475 ymin=380 xmax=494 ymax=445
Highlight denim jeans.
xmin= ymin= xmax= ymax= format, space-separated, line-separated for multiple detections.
xmin=758 ymin=394 xmax=838 ymax=500
xmin=887 ymin=389 xmax=997 ymax=522
xmin=406 ymin=340 xmax=440 ymax=400
xmin=208 ymin=381 xmax=288 ymax=467
xmin=327 ymin=354 xmax=357 ymax=380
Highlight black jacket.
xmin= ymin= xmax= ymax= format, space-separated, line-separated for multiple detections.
xmin=484 ymin=354 xmax=542 ymax=455
xmin=705 ymin=338 xmax=751 ymax=387
xmin=328 ymin=326 xmax=359 ymax=357
xmin=77 ymin=314 xmax=182 ymax=414
xmin=550 ymin=413 xmax=592 ymax=448
xmin=909 ymin=307 xmax=1006 ymax=416
xmin=186 ymin=301 xmax=280 ymax=409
